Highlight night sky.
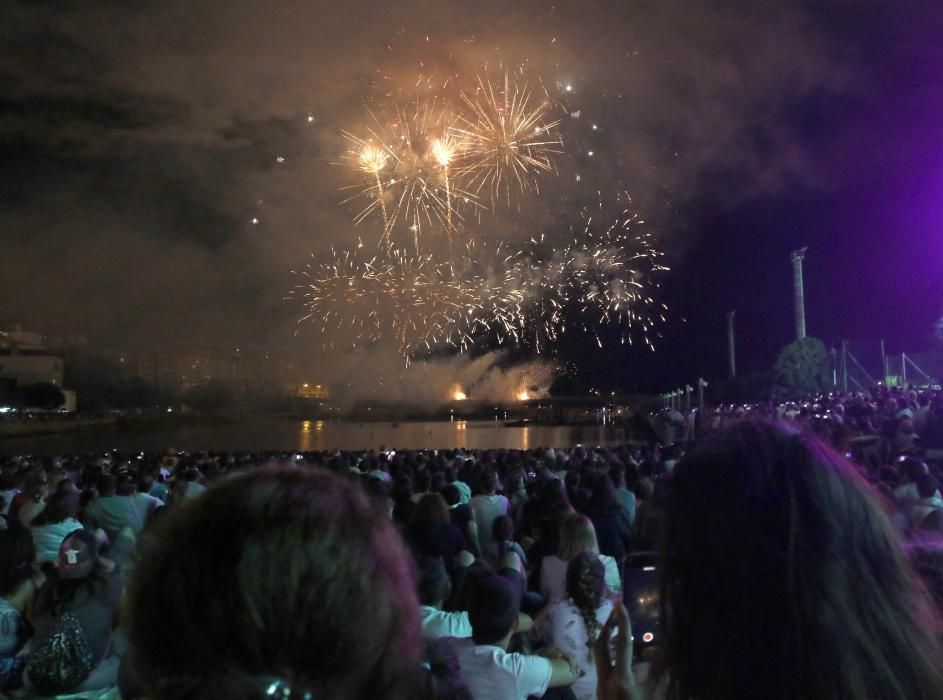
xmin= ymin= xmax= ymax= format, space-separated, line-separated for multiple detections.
xmin=2 ymin=1 xmax=942 ymax=397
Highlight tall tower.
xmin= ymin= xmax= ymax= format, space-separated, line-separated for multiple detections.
xmin=726 ymin=311 xmax=736 ymax=378
xmin=791 ymin=247 xmax=808 ymax=340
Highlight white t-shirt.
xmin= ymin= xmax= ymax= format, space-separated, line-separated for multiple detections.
xmin=451 ymin=480 xmax=472 ymax=505
xmin=32 ymin=517 xmax=84 ymax=562
xmin=540 ymin=554 xmax=622 ymax=602
xmin=450 ymin=637 xmax=552 ymax=700
xmin=469 ymin=494 xmax=509 ymax=563
xmin=537 ymin=598 xmax=614 ymax=700
xmin=420 ymin=606 xmax=473 ymax=638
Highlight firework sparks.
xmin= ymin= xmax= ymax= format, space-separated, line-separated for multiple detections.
xmin=340 ymin=100 xmax=478 ymax=253
xmin=451 ymin=72 xmax=563 ymax=206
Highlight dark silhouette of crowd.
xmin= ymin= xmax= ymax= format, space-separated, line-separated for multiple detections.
xmin=3 ymin=395 xmax=943 ymax=698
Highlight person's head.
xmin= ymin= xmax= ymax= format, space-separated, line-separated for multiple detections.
xmin=662 ymin=420 xmax=943 ymax=699
xmin=415 ymin=493 xmax=450 ymax=525
xmin=98 ymin=474 xmax=117 ymax=496
xmin=414 ymin=470 xmax=431 ymax=494
xmin=565 ymin=551 xmax=606 ymax=660
xmin=466 ymin=573 xmax=520 ymax=646
xmin=0 ymin=528 xmax=35 ymax=598
xmin=55 ymin=478 xmax=80 ymax=496
xmin=587 ymin=473 xmax=618 ymax=514
xmin=24 ymin=474 xmax=47 ymax=501
xmin=441 ymin=484 xmax=461 ymax=508
xmin=116 ymin=472 xmax=135 ymax=496
xmin=127 ymin=467 xmax=422 ymax=700
xmin=32 ymin=489 xmax=79 ymax=526
xmin=558 ymin=514 xmax=599 ymax=561
xmin=418 ymin=638 xmax=472 ymax=700
xmin=478 ymin=469 xmax=498 ymax=495
xmin=491 ymin=514 xmax=514 ymax=544
xmin=416 ymin=556 xmax=451 ymax=607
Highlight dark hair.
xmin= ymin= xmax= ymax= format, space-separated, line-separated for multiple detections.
xmin=466 ymin=574 xmax=519 ymax=645
xmin=918 ymin=475 xmax=940 ymax=500
xmin=661 ymin=421 xmax=943 ymax=699
xmin=565 ymin=551 xmax=606 ymax=661
xmin=127 ymin=467 xmax=422 ymax=700
xmin=491 ymin=514 xmax=513 ymax=559
xmin=0 ymin=528 xmax=35 ymax=597
xmin=478 ymin=469 xmax=498 ymax=495
xmin=416 ymin=556 xmax=450 ymax=606
xmin=441 ymin=484 xmax=461 ymax=507
xmin=418 ymin=638 xmax=472 ymax=700
xmin=587 ymin=473 xmax=619 ymax=515
xmin=30 ymin=489 xmax=76 ymax=527
xmin=415 ymin=493 xmax=450 ymax=525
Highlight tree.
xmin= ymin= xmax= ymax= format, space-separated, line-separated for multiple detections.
xmin=18 ymin=382 xmax=66 ymax=410
xmin=772 ymin=337 xmax=831 ymax=400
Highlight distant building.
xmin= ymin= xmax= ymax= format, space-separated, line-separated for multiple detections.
xmin=0 ymin=327 xmax=64 ymax=386
xmin=0 ymin=354 xmax=64 ymax=386
xmin=296 ymin=382 xmax=329 ymax=399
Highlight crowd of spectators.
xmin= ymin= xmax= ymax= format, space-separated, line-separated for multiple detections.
xmin=1 ymin=385 xmax=943 ymax=698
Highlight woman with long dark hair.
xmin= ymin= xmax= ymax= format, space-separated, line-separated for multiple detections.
xmin=650 ymin=421 xmax=943 ymax=699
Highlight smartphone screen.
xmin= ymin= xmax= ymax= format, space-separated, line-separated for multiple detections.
xmin=623 ymin=552 xmax=660 ymax=657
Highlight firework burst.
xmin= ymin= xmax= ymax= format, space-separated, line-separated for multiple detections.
xmin=451 ymin=72 xmax=563 ymax=207
xmin=340 ymin=99 xmax=479 ymax=253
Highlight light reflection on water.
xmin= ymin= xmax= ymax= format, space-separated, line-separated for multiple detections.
xmin=0 ymin=419 xmax=632 ymax=456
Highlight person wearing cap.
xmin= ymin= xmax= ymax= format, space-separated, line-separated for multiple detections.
xmin=450 ymin=571 xmax=580 ymax=700
xmin=27 ymin=529 xmax=122 ymax=693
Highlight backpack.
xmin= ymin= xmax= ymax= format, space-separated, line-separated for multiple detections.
xmin=26 ymin=611 xmax=94 ymax=694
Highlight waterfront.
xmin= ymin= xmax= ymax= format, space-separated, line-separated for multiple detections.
xmin=0 ymin=417 xmax=635 ymax=456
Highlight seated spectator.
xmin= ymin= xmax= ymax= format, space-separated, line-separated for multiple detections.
xmin=893 ymin=458 xmax=927 ymax=512
xmin=450 ymin=572 xmax=580 ymax=700
xmin=12 ymin=475 xmax=46 ymax=530
xmin=584 ymin=475 xmax=632 ymax=561
xmin=126 ymin=467 xmax=422 ymax=699
xmin=911 ymin=474 xmax=943 ymax=527
xmin=489 ymin=514 xmax=527 ymax=571
xmin=409 ymin=494 xmax=466 ymax=572
xmin=609 ymin=465 xmax=637 ymax=529
xmin=655 ymin=421 xmax=943 ymax=698
xmin=30 ymin=490 xmax=83 ymax=563
xmin=541 ymin=514 xmax=621 ymax=602
xmin=0 ymin=529 xmax=38 ymax=691
xmin=84 ymin=473 xmax=161 ymax=543
xmin=26 ymin=529 xmax=122 ymax=695
xmin=536 ymin=551 xmax=614 ymax=700
xmin=469 ymin=469 xmax=510 ymax=565
xmin=418 ymin=556 xmax=473 ymax=639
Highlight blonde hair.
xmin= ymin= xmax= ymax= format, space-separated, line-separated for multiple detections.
xmin=559 ymin=514 xmax=599 ymax=561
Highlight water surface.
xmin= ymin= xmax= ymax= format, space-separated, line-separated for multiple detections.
xmin=0 ymin=418 xmax=633 ymax=456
